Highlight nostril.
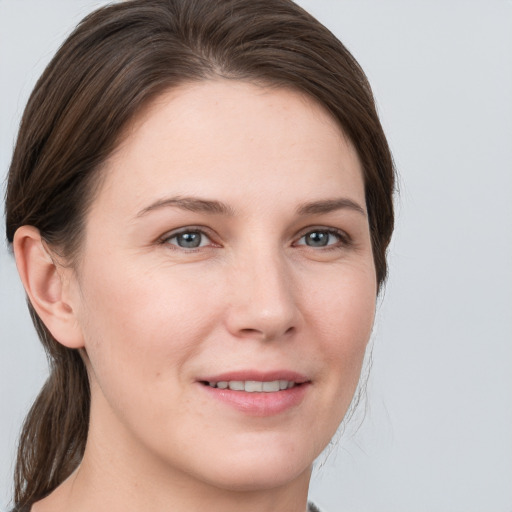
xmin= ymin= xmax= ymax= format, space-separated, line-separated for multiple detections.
xmin=240 ymin=328 xmax=260 ymax=334
xmin=238 ymin=325 xmax=295 ymax=340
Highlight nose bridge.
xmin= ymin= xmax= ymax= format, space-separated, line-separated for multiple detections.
xmin=226 ymin=241 xmax=299 ymax=340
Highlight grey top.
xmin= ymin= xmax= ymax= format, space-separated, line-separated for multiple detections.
xmin=13 ymin=502 xmax=322 ymax=512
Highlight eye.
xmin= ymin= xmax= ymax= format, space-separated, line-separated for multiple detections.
xmin=295 ymin=229 xmax=347 ymax=248
xmin=163 ymin=229 xmax=212 ymax=249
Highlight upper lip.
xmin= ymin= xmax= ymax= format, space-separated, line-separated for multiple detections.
xmin=198 ymin=370 xmax=310 ymax=384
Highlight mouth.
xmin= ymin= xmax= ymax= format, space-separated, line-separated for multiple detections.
xmin=197 ymin=372 xmax=310 ymax=416
xmin=200 ymin=379 xmax=302 ymax=392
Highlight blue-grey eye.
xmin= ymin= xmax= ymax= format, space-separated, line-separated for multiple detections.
xmin=297 ymin=230 xmax=341 ymax=247
xmin=169 ymin=231 xmax=208 ymax=249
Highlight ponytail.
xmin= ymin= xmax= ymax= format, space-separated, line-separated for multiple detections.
xmin=13 ymin=306 xmax=90 ymax=509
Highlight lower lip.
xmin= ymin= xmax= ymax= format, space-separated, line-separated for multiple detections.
xmin=200 ymin=383 xmax=310 ymax=417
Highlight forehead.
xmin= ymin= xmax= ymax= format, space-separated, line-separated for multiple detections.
xmin=94 ymin=80 xmax=365 ymax=215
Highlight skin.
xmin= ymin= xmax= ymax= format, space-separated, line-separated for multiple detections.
xmin=15 ymin=80 xmax=377 ymax=512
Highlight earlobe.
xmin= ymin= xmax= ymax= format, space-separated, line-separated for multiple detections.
xmin=13 ymin=226 xmax=84 ymax=349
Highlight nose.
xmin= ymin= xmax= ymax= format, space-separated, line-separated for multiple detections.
xmin=224 ymin=248 xmax=301 ymax=342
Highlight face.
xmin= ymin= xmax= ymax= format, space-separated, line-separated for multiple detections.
xmin=70 ymin=81 xmax=376 ymax=492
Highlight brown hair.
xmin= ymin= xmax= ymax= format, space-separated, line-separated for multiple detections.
xmin=5 ymin=0 xmax=395 ymax=508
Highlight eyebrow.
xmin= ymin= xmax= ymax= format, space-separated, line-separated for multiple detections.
xmin=136 ymin=196 xmax=236 ymax=217
xmin=136 ymin=195 xmax=366 ymax=219
xmin=296 ymin=198 xmax=367 ymax=217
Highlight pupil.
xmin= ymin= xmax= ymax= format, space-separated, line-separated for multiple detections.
xmin=178 ymin=232 xmax=201 ymax=248
xmin=307 ymin=231 xmax=328 ymax=247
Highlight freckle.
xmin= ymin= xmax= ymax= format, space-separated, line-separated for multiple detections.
xmin=155 ymin=372 xmax=161 ymax=378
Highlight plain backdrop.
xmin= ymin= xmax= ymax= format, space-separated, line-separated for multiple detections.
xmin=1 ymin=1 xmax=511 ymax=511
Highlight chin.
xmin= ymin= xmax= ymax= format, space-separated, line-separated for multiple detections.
xmin=205 ymin=459 xmax=311 ymax=493
xmin=186 ymin=437 xmax=317 ymax=492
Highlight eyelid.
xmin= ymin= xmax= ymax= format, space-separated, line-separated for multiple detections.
xmin=157 ymin=225 xmax=351 ymax=250
xmin=159 ymin=226 xmax=219 ymax=248
xmin=293 ymin=226 xmax=352 ymax=247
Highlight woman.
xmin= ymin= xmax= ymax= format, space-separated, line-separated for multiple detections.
xmin=4 ymin=1 xmax=394 ymax=511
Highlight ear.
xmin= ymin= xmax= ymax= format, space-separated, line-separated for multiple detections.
xmin=13 ymin=225 xmax=84 ymax=349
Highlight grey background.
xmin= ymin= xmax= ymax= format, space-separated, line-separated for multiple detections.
xmin=1 ymin=1 xmax=511 ymax=511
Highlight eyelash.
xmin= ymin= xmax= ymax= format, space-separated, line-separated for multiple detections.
xmin=295 ymin=227 xmax=352 ymax=250
xmin=159 ymin=227 xmax=217 ymax=252
xmin=159 ymin=226 xmax=351 ymax=251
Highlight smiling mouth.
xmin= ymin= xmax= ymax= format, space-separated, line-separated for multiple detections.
xmin=201 ymin=380 xmax=301 ymax=392
xmin=199 ymin=376 xmax=310 ymax=415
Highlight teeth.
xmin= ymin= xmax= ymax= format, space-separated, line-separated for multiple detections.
xmin=228 ymin=381 xmax=244 ymax=391
xmin=262 ymin=381 xmax=280 ymax=392
xmin=207 ymin=380 xmax=297 ymax=392
xmin=245 ymin=381 xmax=262 ymax=392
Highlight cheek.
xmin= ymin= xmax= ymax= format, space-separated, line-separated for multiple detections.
xmin=305 ymin=262 xmax=376 ymax=404
xmin=307 ymin=258 xmax=376 ymax=343
xmin=75 ymin=259 xmax=222 ymax=399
